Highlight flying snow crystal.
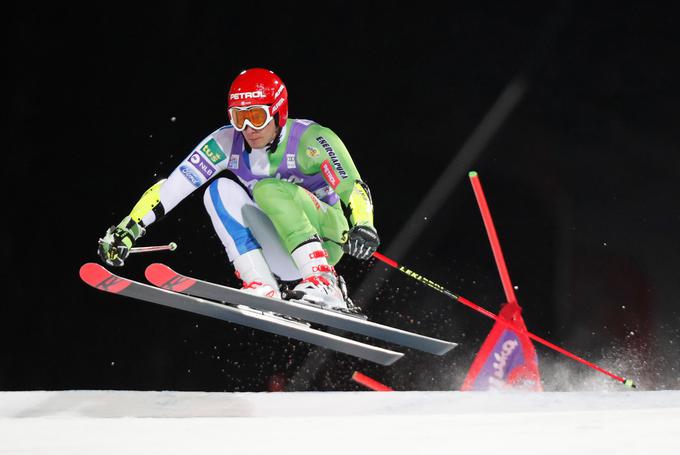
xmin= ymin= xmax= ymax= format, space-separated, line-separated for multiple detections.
xmin=514 ymin=285 xmax=519 ymax=290
xmin=171 ymin=116 xmax=177 ymax=122
xmin=603 ymin=242 xmax=608 ymax=246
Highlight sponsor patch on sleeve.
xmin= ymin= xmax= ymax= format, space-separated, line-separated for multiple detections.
xmin=321 ymin=160 xmax=340 ymax=189
xmin=188 ymin=152 xmax=216 ymax=179
xmin=316 ymin=136 xmax=348 ymax=180
xmin=201 ymin=138 xmax=226 ymax=164
xmin=179 ymin=165 xmax=202 ymax=188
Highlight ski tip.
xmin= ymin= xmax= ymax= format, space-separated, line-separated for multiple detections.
xmin=80 ymin=262 xmax=132 ymax=294
xmin=79 ymin=262 xmax=109 ymax=287
xmin=144 ymin=263 xmax=174 ymax=286
xmin=468 ymin=170 xmax=478 ymax=178
xmin=145 ymin=263 xmax=196 ymax=291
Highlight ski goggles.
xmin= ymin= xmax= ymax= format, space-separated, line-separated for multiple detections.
xmin=228 ymin=105 xmax=274 ymax=131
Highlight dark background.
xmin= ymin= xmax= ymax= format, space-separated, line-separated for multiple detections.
xmin=5 ymin=2 xmax=679 ymax=391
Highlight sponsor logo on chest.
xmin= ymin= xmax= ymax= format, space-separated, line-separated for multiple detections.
xmin=287 ymin=154 xmax=297 ymax=169
xmin=316 ymin=136 xmax=348 ymax=180
xmin=313 ymin=185 xmax=333 ymax=200
xmin=228 ymin=154 xmax=240 ymax=169
xmin=273 ymin=172 xmax=304 ymax=185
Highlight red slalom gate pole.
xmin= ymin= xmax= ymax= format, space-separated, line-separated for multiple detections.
xmin=371 ymin=251 xmax=636 ymax=388
xmin=468 ymin=171 xmax=517 ymax=304
xmin=352 ymin=371 xmax=394 ymax=391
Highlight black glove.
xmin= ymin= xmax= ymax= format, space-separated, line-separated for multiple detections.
xmin=344 ymin=225 xmax=380 ymax=260
xmin=97 ymin=216 xmax=145 ymax=267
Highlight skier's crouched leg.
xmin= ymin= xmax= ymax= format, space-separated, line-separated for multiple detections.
xmin=252 ymin=178 xmax=297 ymax=207
xmin=252 ymin=178 xmax=318 ymax=251
xmin=203 ymin=178 xmax=281 ymax=298
xmin=203 ymin=178 xmax=261 ymax=259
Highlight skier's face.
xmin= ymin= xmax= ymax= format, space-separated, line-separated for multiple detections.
xmin=243 ymin=119 xmax=278 ymax=149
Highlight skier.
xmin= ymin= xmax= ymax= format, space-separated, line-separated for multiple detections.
xmin=97 ymin=68 xmax=380 ymax=314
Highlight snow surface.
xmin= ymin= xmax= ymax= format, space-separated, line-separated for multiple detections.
xmin=1 ymin=390 xmax=679 ymax=454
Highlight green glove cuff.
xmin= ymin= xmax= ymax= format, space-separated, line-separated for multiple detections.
xmin=113 ymin=216 xmax=146 ymax=247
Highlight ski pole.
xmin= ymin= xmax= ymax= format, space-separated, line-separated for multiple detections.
xmin=129 ymin=242 xmax=178 ymax=254
xmin=371 ymin=251 xmax=637 ymax=388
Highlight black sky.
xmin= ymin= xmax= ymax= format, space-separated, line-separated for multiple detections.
xmin=5 ymin=2 xmax=680 ymax=391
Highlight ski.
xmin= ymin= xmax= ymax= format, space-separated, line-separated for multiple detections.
xmin=79 ymin=263 xmax=404 ymax=366
xmin=145 ymin=263 xmax=457 ymax=356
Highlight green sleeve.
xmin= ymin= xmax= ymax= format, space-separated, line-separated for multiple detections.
xmin=296 ymin=124 xmax=375 ymax=228
xmin=296 ymin=125 xmax=361 ymax=203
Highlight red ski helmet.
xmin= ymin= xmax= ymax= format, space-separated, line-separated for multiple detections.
xmin=227 ymin=68 xmax=288 ymax=128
